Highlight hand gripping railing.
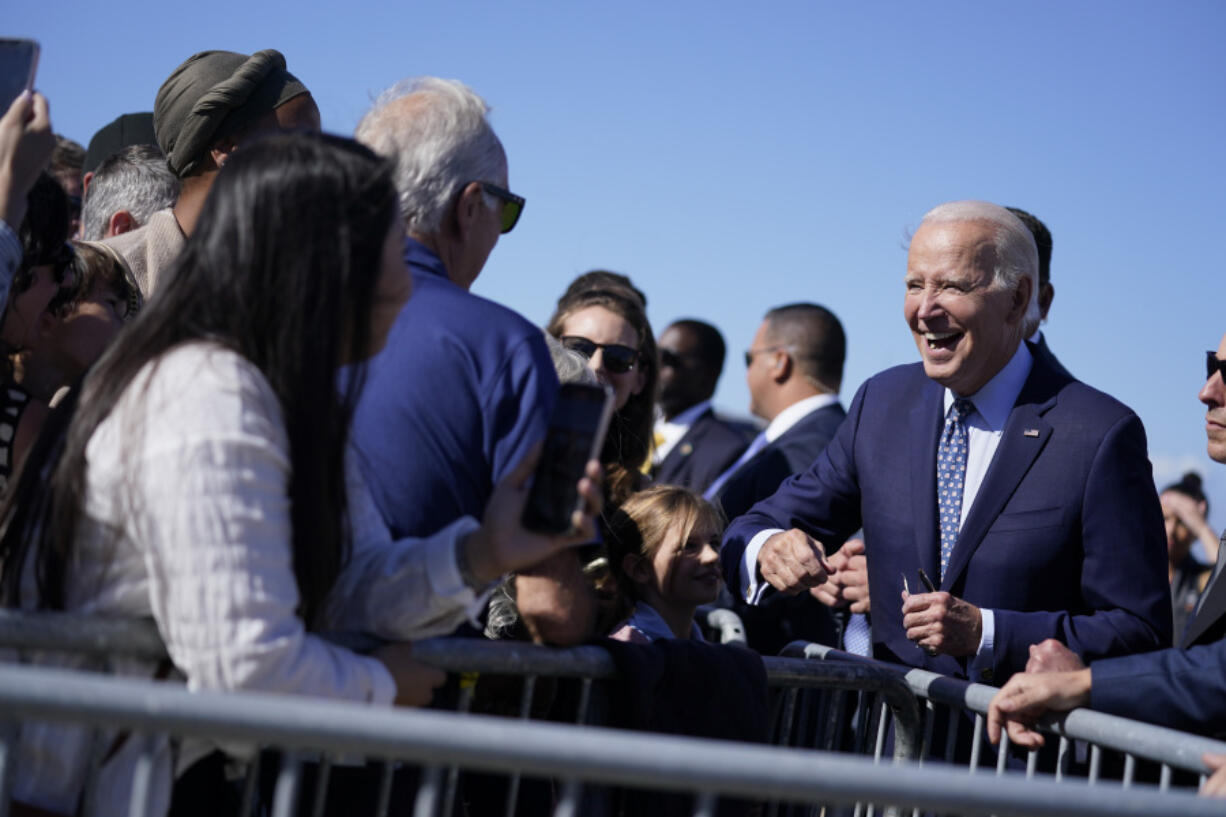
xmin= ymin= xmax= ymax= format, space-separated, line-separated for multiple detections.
xmin=785 ymin=640 xmax=1226 ymax=788
xmin=0 ymin=661 xmax=1221 ymax=817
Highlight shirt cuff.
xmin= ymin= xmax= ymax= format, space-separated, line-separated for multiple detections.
xmin=429 ymin=515 xmax=495 ymax=626
xmin=363 ymin=653 xmax=398 ymax=705
xmin=969 ymin=607 xmax=995 ymax=676
xmin=741 ymin=528 xmax=784 ymax=604
xmin=0 ymin=219 xmax=19 ymax=315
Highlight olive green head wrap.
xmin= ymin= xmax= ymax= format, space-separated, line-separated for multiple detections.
xmin=153 ymin=49 xmax=308 ymax=178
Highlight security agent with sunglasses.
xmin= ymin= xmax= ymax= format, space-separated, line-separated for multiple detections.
xmin=351 ymin=77 xmax=555 ymax=543
xmin=650 ymin=320 xmax=756 ymax=494
xmin=706 ymin=303 xmax=848 ymax=654
xmin=987 ymin=336 xmax=1226 ymax=757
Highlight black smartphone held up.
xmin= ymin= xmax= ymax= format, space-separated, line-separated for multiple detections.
xmin=522 ymin=382 xmax=615 ymax=534
xmin=0 ymin=39 xmax=39 ymax=115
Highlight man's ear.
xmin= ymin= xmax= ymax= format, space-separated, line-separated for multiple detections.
xmin=106 ymin=210 xmax=136 ymax=238
xmin=208 ymin=137 xmax=238 ymax=170
xmin=1009 ymin=275 xmax=1034 ymax=323
xmin=452 ymin=182 xmax=486 ymax=240
xmin=772 ymin=351 xmax=793 ymax=384
xmin=1038 ymin=282 xmax=1054 ymax=321
xmin=82 ymin=171 xmax=94 ymax=197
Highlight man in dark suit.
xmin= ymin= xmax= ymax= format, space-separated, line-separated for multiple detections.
xmin=652 ymin=320 xmax=754 ymax=493
xmin=710 ymin=303 xmax=849 ymax=653
xmin=722 ymin=201 xmax=1170 ymax=681
xmin=1007 ymin=206 xmax=1072 ymax=380
xmin=988 ymin=332 xmax=1226 ymax=746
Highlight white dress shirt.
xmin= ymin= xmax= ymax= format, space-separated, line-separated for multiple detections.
xmin=652 ymin=399 xmax=713 ymax=464
xmin=740 ymin=345 xmax=1033 ymax=669
xmin=14 ymin=342 xmax=486 ymax=816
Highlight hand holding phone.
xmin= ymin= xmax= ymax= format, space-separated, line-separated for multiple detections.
xmin=522 ymin=383 xmax=614 ymax=534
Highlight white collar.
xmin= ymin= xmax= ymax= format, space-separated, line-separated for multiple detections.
xmin=765 ymin=393 xmax=839 ymax=443
xmin=660 ymin=399 xmax=712 ymax=430
xmin=943 ymin=342 xmax=1033 ymax=430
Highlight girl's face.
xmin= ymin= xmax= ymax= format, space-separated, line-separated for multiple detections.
xmin=648 ymin=515 xmax=723 ymax=608
xmin=559 ymin=305 xmax=646 ymax=411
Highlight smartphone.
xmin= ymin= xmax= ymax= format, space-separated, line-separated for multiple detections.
xmin=522 ymin=383 xmax=615 ymax=534
xmin=0 ymin=39 xmax=39 ymax=115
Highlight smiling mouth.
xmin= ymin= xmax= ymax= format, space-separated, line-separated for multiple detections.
xmin=923 ymin=331 xmax=962 ymax=350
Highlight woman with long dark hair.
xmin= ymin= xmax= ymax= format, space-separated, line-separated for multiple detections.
xmin=1 ymin=132 xmax=598 ymax=816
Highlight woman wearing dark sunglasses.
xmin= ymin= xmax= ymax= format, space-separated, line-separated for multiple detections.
xmin=547 ymin=285 xmax=658 ymax=503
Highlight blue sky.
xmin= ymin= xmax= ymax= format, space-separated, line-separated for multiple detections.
xmin=15 ymin=1 xmax=1226 ymax=522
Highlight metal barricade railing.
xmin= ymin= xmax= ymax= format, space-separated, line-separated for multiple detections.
xmin=785 ymin=640 xmax=1226 ymax=792
xmin=0 ymin=661 xmax=1222 ymax=817
xmin=4 ymin=610 xmax=1226 ymax=813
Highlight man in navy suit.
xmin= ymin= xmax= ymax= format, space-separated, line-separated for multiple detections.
xmin=652 ymin=320 xmax=754 ymax=493
xmin=722 ymin=201 xmax=1170 ymax=682
xmin=710 ymin=302 xmax=849 ymax=654
xmin=1007 ymin=206 xmax=1072 ymax=380
xmin=988 ymin=331 xmax=1226 ymax=745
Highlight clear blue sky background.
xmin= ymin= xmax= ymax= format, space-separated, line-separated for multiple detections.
xmin=13 ymin=1 xmax=1226 ymax=523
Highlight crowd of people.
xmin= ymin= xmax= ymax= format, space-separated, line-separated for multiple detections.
xmin=1 ymin=45 xmax=1224 ymax=813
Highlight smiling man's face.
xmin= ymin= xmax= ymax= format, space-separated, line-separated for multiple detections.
xmin=904 ymin=219 xmax=1030 ymax=397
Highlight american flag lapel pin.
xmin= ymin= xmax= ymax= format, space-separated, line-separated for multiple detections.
xmin=1023 ymin=428 xmax=1040 ymax=437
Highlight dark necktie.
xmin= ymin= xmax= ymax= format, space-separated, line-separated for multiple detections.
xmin=937 ymin=399 xmax=974 ymax=582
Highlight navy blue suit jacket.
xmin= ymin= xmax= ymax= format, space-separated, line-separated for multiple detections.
xmin=722 ymin=348 xmax=1171 ymax=682
xmin=1091 ymin=543 xmax=1226 ymax=736
xmin=653 ymin=408 xmax=754 ymax=494
xmin=715 ymin=402 xmax=847 ymax=524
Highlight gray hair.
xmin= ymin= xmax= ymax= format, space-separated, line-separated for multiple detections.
xmin=918 ymin=200 xmax=1041 ymax=336
xmin=355 ymin=77 xmax=506 ymax=236
xmin=81 ymin=145 xmax=179 ymax=241
xmin=544 ymin=333 xmax=600 ymax=386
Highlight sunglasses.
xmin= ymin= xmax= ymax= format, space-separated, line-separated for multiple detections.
xmin=743 ymin=345 xmax=791 ymax=368
xmin=1208 ymin=351 xmax=1226 ymax=382
xmin=479 ymin=182 xmax=525 ymax=234
xmin=561 ymin=336 xmax=638 ymax=374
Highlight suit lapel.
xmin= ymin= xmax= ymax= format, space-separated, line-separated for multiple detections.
xmin=942 ymin=364 xmax=1058 ymax=590
xmin=910 ymin=383 xmax=944 ymax=581
xmin=655 ymin=409 xmax=710 ymax=475
xmin=1182 ymin=534 xmax=1226 ymax=647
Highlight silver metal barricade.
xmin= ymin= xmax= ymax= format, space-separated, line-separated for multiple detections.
xmin=0 ymin=661 xmax=1221 ymax=817
xmin=786 ymin=640 xmax=1226 ymax=792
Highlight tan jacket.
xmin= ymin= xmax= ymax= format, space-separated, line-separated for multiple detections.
xmin=102 ymin=209 xmax=185 ymax=297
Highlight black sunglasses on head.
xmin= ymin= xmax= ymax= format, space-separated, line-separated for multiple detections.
xmin=478 ymin=182 xmax=525 ymax=234
xmin=1207 ymin=351 xmax=1226 ymax=382
xmin=561 ymin=336 xmax=638 ymax=374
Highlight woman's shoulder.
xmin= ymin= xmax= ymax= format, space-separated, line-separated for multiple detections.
xmin=103 ymin=342 xmax=286 ymax=457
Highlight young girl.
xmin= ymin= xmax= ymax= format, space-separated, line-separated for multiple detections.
xmin=607 ymin=485 xmax=724 ymax=642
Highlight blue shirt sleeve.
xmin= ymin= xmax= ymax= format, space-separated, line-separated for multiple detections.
xmin=485 ymin=330 xmax=559 ymax=484
xmin=0 ymin=219 xmax=20 ymax=316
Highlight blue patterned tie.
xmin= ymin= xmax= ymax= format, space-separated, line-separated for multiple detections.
xmin=937 ymin=399 xmax=974 ymax=582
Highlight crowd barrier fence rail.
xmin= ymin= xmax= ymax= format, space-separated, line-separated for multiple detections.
xmin=2 ymin=611 xmax=1225 ymax=815
xmin=786 ymin=640 xmax=1226 ymax=793
xmin=0 ymin=661 xmax=1222 ymax=817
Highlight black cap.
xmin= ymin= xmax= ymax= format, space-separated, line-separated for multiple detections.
xmin=83 ymin=113 xmax=158 ymax=175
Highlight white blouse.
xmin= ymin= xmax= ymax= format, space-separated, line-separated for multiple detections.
xmin=15 ymin=342 xmax=484 ymax=815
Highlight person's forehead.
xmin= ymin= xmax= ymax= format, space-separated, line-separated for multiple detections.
xmin=1216 ymin=332 xmax=1226 ymax=356
xmin=908 ymin=221 xmax=998 ymax=278
xmin=660 ymin=324 xmax=700 ymax=351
